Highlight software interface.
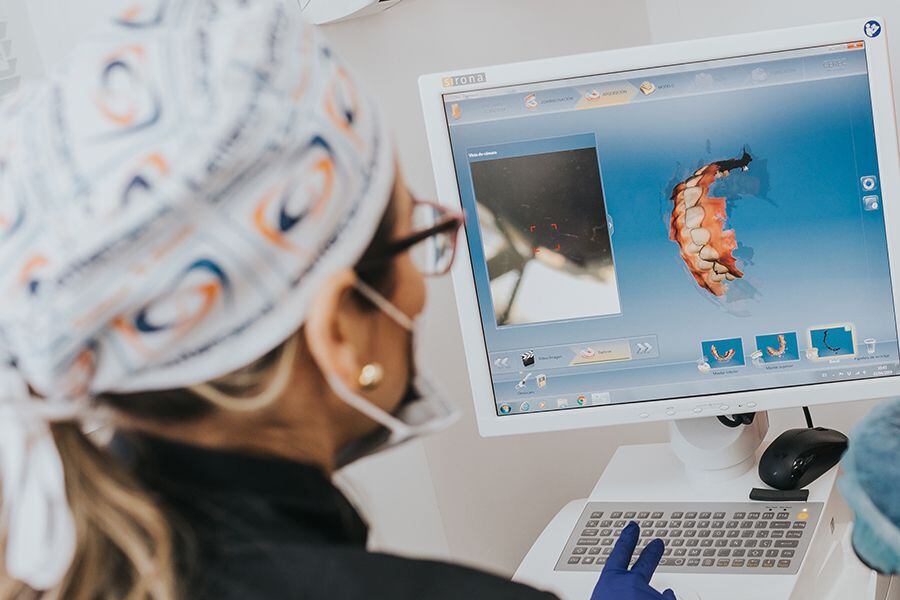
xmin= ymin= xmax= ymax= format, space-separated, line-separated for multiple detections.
xmin=443 ymin=42 xmax=900 ymax=416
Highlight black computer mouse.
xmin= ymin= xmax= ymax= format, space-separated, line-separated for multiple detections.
xmin=758 ymin=427 xmax=849 ymax=491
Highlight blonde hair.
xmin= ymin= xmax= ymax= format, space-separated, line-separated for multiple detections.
xmin=1 ymin=336 xmax=298 ymax=600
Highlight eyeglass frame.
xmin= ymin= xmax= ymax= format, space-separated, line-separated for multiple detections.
xmin=356 ymin=199 xmax=464 ymax=277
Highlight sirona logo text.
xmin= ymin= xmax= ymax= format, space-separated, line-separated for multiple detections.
xmin=442 ymin=72 xmax=487 ymax=87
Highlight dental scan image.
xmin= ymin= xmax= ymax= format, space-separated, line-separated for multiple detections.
xmin=443 ymin=42 xmax=900 ymax=416
xmin=470 ymin=146 xmax=620 ymax=326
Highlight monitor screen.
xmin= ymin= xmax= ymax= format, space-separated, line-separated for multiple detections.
xmin=442 ymin=41 xmax=900 ymax=417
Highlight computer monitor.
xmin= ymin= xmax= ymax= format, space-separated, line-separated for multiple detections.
xmin=419 ymin=18 xmax=900 ymax=439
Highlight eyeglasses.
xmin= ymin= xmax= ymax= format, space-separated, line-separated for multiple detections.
xmin=357 ymin=200 xmax=464 ymax=277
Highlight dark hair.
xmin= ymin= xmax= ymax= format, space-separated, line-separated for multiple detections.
xmin=100 ymin=193 xmax=398 ymax=422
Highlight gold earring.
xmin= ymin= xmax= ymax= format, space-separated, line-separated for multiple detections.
xmin=358 ymin=363 xmax=384 ymax=391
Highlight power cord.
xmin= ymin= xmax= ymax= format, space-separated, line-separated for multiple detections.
xmin=802 ymin=406 xmax=814 ymax=428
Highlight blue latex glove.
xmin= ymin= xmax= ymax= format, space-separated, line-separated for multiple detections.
xmin=591 ymin=521 xmax=676 ymax=600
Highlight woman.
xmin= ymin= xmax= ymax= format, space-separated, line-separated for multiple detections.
xmin=0 ymin=2 xmax=672 ymax=598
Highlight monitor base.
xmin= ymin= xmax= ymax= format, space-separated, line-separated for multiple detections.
xmin=513 ymin=439 xmax=895 ymax=600
xmin=669 ymin=413 xmax=769 ymax=483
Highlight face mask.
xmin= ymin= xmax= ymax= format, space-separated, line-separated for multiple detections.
xmin=330 ymin=280 xmax=459 ymax=468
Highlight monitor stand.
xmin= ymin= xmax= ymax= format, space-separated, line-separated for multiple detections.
xmin=513 ymin=411 xmax=895 ymax=600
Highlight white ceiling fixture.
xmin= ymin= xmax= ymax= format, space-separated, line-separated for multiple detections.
xmin=297 ymin=0 xmax=405 ymax=25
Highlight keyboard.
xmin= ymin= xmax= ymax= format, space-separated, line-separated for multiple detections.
xmin=556 ymin=502 xmax=822 ymax=575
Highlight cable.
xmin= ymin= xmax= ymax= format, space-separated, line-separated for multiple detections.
xmin=718 ymin=412 xmax=756 ymax=428
xmin=802 ymin=406 xmax=814 ymax=428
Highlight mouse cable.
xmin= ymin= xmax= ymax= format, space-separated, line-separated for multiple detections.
xmin=802 ymin=406 xmax=814 ymax=428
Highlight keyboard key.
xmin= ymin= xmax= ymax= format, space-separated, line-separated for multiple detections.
xmin=760 ymin=540 xmax=773 ymax=548
xmin=726 ymin=520 xmax=739 ymax=528
xmin=582 ymin=529 xmax=599 ymax=536
xmin=670 ymin=521 xmax=683 ymax=529
xmin=674 ymin=548 xmax=687 ymax=557
xmin=715 ymin=540 xmax=728 ymax=548
xmin=733 ymin=559 xmax=745 ymax=567
xmin=577 ymin=538 xmax=599 ymax=546
xmin=652 ymin=512 xmax=664 ymax=519
xmin=778 ymin=559 xmax=792 ymax=568
xmin=733 ymin=549 xmax=746 ymax=557
xmin=684 ymin=520 xmax=697 ymax=529
xmin=747 ymin=559 xmax=760 ymax=568
xmin=762 ymin=512 xmax=775 ymax=520
xmin=583 ymin=557 xmax=595 ymax=564
xmin=781 ymin=550 xmax=795 ymax=558
xmin=602 ymin=547 xmax=613 ymax=556
xmin=699 ymin=512 xmax=712 ymax=519
xmin=601 ymin=538 xmax=614 ymax=546
xmin=702 ymin=559 xmax=715 ymax=567
xmin=714 ymin=512 xmax=726 ymax=519
xmin=673 ymin=558 xmax=686 ymax=566
xmin=775 ymin=540 xmax=800 ymax=548
xmin=733 ymin=512 xmax=746 ymax=519
xmin=638 ymin=511 xmax=650 ymax=519
xmin=729 ymin=540 xmax=742 ymax=548
xmin=586 ymin=520 xmax=599 ymax=528
xmin=624 ymin=512 xmax=636 ymax=519
xmin=712 ymin=530 xmax=726 ymax=539
xmin=717 ymin=559 xmax=730 ymax=567
xmin=688 ymin=549 xmax=701 ymax=557
xmin=589 ymin=548 xmax=602 ymax=555
xmin=745 ymin=540 xmax=758 ymax=548
xmin=703 ymin=549 xmax=716 ymax=557
xmin=685 ymin=512 xmax=698 ymax=519
xmin=671 ymin=530 xmax=684 ymax=538
xmin=655 ymin=521 xmax=668 ymax=528
xmin=610 ymin=512 xmax=622 ymax=519
xmin=712 ymin=520 xmax=724 ymax=528
xmin=568 ymin=557 xmax=581 ymax=565
xmin=700 ymin=539 xmax=713 ymax=547
xmin=770 ymin=531 xmax=784 ymax=539
xmin=756 ymin=530 xmax=769 ymax=538
xmin=684 ymin=530 xmax=697 ymax=538
xmin=777 ymin=512 xmax=790 ymax=519
xmin=614 ymin=520 xmax=627 ymax=528
xmin=597 ymin=557 xmax=607 ymax=565
xmin=698 ymin=530 xmax=711 ymax=538
xmin=741 ymin=521 xmax=753 ymax=529
xmin=671 ymin=539 xmax=685 ymax=547
xmin=717 ymin=549 xmax=731 ymax=557
xmin=748 ymin=512 xmax=761 ymax=519
xmin=698 ymin=520 xmax=711 ymax=528
xmin=763 ymin=559 xmax=776 ymax=568
xmin=793 ymin=521 xmax=807 ymax=529
xmin=786 ymin=531 xmax=803 ymax=539
xmin=640 ymin=521 xmax=653 ymax=529
xmin=671 ymin=512 xmax=684 ymax=519
xmin=591 ymin=511 xmax=604 ymax=519
xmin=749 ymin=549 xmax=763 ymax=558
xmin=766 ymin=549 xmax=779 ymax=558
xmin=726 ymin=530 xmax=740 ymax=539
xmin=686 ymin=538 xmax=699 ymax=547
xmin=657 ymin=529 xmax=670 ymax=537
xmin=659 ymin=558 xmax=673 ymax=566
xmin=600 ymin=520 xmax=613 ymax=528
xmin=573 ymin=547 xmax=587 ymax=555
xmin=600 ymin=529 xmax=612 ymax=537
xmin=640 ymin=529 xmax=652 ymax=537
xmin=688 ymin=558 xmax=701 ymax=567
xmin=663 ymin=548 xmax=672 ymax=557
xmin=771 ymin=521 xmax=791 ymax=529
xmin=741 ymin=530 xmax=754 ymax=538
xmin=755 ymin=521 xmax=768 ymax=529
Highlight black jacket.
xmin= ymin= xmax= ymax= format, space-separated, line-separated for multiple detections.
xmin=114 ymin=434 xmax=558 ymax=599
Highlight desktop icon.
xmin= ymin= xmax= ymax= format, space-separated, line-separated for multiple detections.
xmin=538 ymin=401 xmax=547 ymax=410
xmin=499 ymin=404 xmax=512 ymax=415
xmin=557 ymin=398 xmax=569 ymax=408
xmin=515 ymin=372 xmax=533 ymax=391
xmin=861 ymin=176 xmax=878 ymax=191
xmin=755 ymin=332 xmax=800 ymax=363
xmin=584 ymin=89 xmax=601 ymax=101
xmin=522 ymin=350 xmax=535 ymax=367
xmin=751 ymin=68 xmax=768 ymax=82
xmin=865 ymin=338 xmax=877 ymax=355
xmin=450 ymin=103 xmax=461 ymax=120
xmin=701 ymin=337 xmax=746 ymax=367
xmin=591 ymin=392 xmax=612 ymax=405
xmin=863 ymin=195 xmax=880 ymax=211
xmin=865 ymin=20 xmax=882 ymax=39
xmin=524 ymin=93 xmax=539 ymax=110
xmin=697 ymin=360 xmax=711 ymax=374
xmin=750 ymin=350 xmax=764 ymax=367
xmin=808 ymin=324 xmax=856 ymax=359
xmin=536 ymin=373 xmax=548 ymax=388
xmin=520 ymin=401 xmax=531 ymax=412
xmin=639 ymin=81 xmax=656 ymax=96
xmin=576 ymin=395 xmax=587 ymax=406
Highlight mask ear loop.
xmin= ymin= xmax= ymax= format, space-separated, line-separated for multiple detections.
xmin=189 ymin=335 xmax=299 ymax=412
xmin=353 ymin=279 xmax=414 ymax=331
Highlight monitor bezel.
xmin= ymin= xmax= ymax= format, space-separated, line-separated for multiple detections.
xmin=418 ymin=17 xmax=900 ymax=437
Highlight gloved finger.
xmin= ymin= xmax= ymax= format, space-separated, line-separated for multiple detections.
xmin=631 ymin=537 xmax=664 ymax=582
xmin=602 ymin=521 xmax=639 ymax=573
xmin=661 ymin=588 xmax=677 ymax=600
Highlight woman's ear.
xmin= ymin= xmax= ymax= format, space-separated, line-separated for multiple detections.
xmin=304 ymin=268 xmax=365 ymax=390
